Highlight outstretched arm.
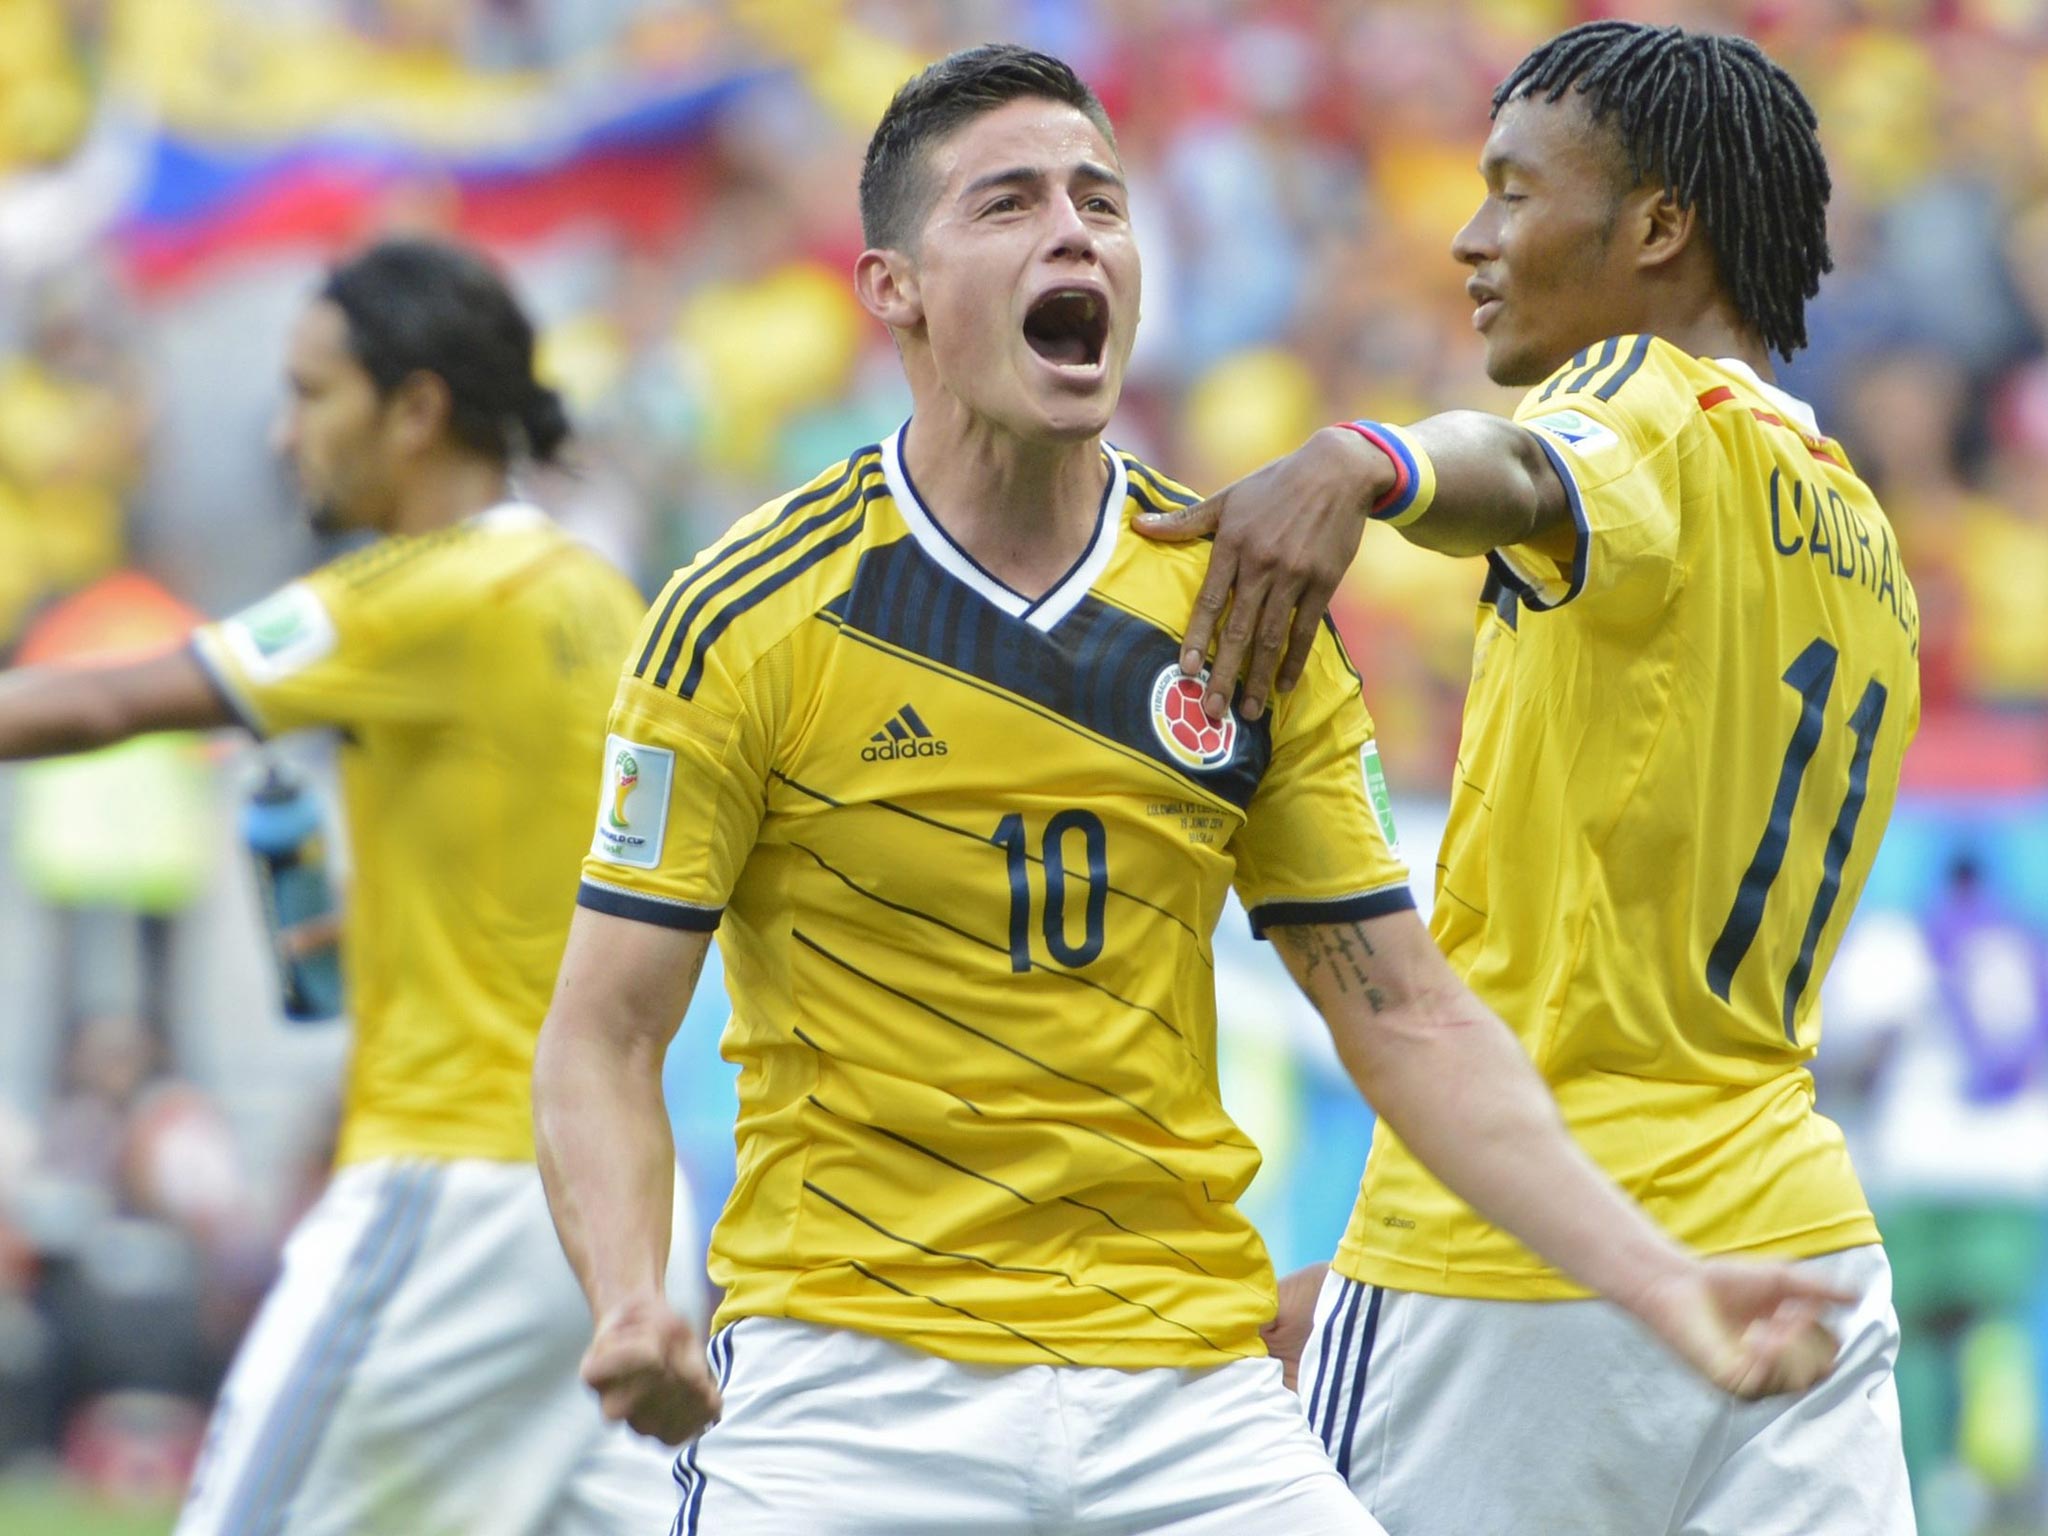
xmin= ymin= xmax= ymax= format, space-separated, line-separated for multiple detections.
xmin=534 ymin=905 xmax=719 ymax=1444
xmin=1137 ymin=415 xmax=1572 ymax=719
xmin=0 ymin=645 xmax=232 ymax=760
xmin=1269 ymin=907 xmax=1846 ymax=1400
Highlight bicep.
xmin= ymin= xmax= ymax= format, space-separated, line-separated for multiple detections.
xmin=546 ymin=905 xmax=711 ymax=1057
xmin=79 ymin=645 xmax=235 ymax=740
xmin=1404 ymin=412 xmax=1574 ymax=557
xmin=124 ymin=645 xmax=239 ymax=732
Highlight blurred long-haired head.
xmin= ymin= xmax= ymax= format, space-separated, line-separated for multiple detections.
xmin=275 ymin=238 xmax=568 ymax=534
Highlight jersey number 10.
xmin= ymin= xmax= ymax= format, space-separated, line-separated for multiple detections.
xmin=994 ymin=811 xmax=1109 ymax=971
xmin=1705 ymin=637 xmax=1888 ymax=1041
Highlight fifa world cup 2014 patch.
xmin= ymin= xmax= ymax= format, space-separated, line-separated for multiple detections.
xmin=221 ymin=582 xmax=339 ymax=683
xmin=591 ymin=734 xmax=675 ymax=869
xmin=1525 ymin=408 xmax=1619 ymax=455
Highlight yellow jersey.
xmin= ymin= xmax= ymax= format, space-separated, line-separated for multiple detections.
xmin=580 ymin=428 xmax=1412 ymax=1368
xmin=193 ymin=506 xmax=642 ymax=1166
xmin=1340 ymin=337 xmax=1922 ymax=1299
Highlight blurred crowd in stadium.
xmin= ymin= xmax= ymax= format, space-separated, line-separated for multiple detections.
xmin=0 ymin=1 xmax=2045 ymax=1532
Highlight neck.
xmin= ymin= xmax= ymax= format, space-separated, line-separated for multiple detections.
xmin=1639 ymin=284 xmax=1775 ymax=381
xmin=383 ymin=453 xmax=513 ymax=539
xmin=1666 ymin=321 xmax=1774 ymax=380
xmin=900 ymin=399 xmax=1108 ymax=601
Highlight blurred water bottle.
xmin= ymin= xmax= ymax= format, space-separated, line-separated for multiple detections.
xmin=241 ymin=760 xmax=344 ymax=1022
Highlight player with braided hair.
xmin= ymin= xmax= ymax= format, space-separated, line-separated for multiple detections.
xmin=1140 ymin=21 xmax=1917 ymax=1535
xmin=1495 ymin=20 xmax=1834 ymax=362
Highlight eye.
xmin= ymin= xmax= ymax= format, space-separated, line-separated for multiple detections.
xmin=982 ymin=194 xmax=1024 ymax=216
xmin=1083 ymin=194 xmax=1123 ymax=217
xmin=1498 ymin=191 xmax=1527 ymax=206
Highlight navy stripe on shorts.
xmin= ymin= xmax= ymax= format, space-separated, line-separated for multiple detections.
xmin=674 ymin=1323 xmax=741 ymax=1536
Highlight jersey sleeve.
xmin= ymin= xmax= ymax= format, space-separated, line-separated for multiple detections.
xmin=189 ymin=564 xmax=454 ymax=737
xmin=573 ymin=578 xmax=784 ymax=933
xmin=1497 ymin=334 xmax=1693 ymax=618
xmin=1231 ymin=621 xmax=1414 ymax=937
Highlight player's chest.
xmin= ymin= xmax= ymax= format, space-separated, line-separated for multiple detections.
xmin=756 ymin=617 xmax=1262 ymax=891
xmin=796 ymin=591 xmax=1260 ymax=773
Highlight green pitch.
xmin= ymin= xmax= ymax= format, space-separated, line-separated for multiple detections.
xmin=0 ymin=1478 xmax=174 ymax=1536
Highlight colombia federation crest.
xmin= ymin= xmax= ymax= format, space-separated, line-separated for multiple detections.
xmin=1149 ymin=662 xmax=1237 ymax=771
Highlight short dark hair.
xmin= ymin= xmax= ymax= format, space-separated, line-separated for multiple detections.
xmin=859 ymin=43 xmax=1116 ymax=251
xmin=1495 ymin=21 xmax=1832 ymax=359
xmin=320 ymin=238 xmax=570 ymax=463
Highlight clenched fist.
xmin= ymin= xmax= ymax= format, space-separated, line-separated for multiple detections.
xmin=1260 ymin=1261 xmax=1330 ymax=1393
xmin=582 ymin=1292 xmax=722 ymax=1445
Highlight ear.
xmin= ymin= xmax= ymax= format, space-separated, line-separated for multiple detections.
xmin=386 ymin=369 xmax=454 ymax=454
xmin=1635 ymin=187 xmax=1698 ymax=275
xmin=855 ymin=248 xmax=923 ymax=331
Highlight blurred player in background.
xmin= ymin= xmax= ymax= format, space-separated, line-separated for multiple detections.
xmin=0 ymin=238 xmax=690 ymax=1535
xmin=1141 ymin=21 xmax=1920 ymax=1535
xmin=534 ymin=43 xmax=1850 ymax=1536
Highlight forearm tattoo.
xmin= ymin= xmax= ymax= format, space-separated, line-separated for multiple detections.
xmin=1274 ymin=922 xmax=1390 ymax=1014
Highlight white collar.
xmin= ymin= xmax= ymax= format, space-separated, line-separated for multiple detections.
xmin=879 ymin=422 xmax=1126 ymax=633
xmin=1711 ymin=357 xmax=1822 ymax=437
xmin=465 ymin=501 xmax=550 ymax=531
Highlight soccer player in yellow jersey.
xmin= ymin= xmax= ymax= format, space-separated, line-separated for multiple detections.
xmin=0 ymin=240 xmax=689 ymax=1535
xmin=535 ymin=44 xmax=1851 ymax=1536
xmin=1139 ymin=21 xmax=1920 ymax=1536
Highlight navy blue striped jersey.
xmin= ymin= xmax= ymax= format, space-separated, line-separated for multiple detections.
xmin=580 ymin=426 xmax=1412 ymax=1367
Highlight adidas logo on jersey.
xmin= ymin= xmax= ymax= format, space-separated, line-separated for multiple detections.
xmin=862 ymin=704 xmax=949 ymax=761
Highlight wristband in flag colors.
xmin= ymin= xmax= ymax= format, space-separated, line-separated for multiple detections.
xmin=1334 ymin=420 xmax=1437 ymax=528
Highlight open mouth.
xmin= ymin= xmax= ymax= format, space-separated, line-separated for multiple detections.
xmin=1023 ymin=288 xmax=1109 ymax=370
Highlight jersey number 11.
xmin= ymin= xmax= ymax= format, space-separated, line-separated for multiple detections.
xmin=1705 ymin=637 xmax=1888 ymax=1041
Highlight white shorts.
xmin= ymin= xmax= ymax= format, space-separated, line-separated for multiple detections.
xmin=1298 ymin=1243 xmax=1915 ymax=1536
xmin=674 ymin=1316 xmax=1382 ymax=1535
xmin=176 ymin=1158 xmax=701 ymax=1536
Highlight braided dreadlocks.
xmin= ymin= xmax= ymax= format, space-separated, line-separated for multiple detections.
xmin=1495 ymin=21 xmax=1832 ymax=359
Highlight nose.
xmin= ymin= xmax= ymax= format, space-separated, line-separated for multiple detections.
xmin=1045 ymin=194 xmax=1099 ymax=264
xmin=271 ymin=405 xmax=297 ymax=457
xmin=1451 ymin=200 xmax=1495 ymax=268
